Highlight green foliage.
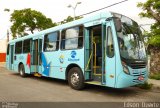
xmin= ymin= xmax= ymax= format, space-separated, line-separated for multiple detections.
xmin=10 ymin=8 xmax=57 ymax=37
xmin=137 ymin=0 xmax=160 ymax=47
xmin=150 ymin=73 xmax=160 ymax=80
xmin=137 ymin=81 xmax=153 ymax=90
xmin=60 ymin=16 xmax=82 ymax=24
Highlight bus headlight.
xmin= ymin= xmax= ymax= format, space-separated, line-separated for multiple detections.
xmin=122 ymin=61 xmax=130 ymax=75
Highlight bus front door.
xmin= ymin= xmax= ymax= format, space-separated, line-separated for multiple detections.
xmin=30 ymin=39 xmax=42 ymax=74
xmin=105 ymin=21 xmax=116 ymax=88
xmin=9 ymin=45 xmax=14 ymax=70
xmin=85 ymin=24 xmax=106 ymax=85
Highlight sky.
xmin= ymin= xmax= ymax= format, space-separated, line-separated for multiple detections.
xmin=0 ymin=0 xmax=155 ymax=40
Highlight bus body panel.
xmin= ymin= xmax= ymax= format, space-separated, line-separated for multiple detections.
xmin=41 ymin=51 xmax=61 ymax=78
xmin=13 ymin=54 xmax=20 ymax=72
xmin=41 ymin=48 xmax=84 ymax=79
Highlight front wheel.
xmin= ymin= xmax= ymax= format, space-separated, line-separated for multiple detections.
xmin=19 ymin=64 xmax=27 ymax=77
xmin=68 ymin=67 xmax=85 ymax=90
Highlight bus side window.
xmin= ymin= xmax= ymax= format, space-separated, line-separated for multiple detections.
xmin=61 ymin=25 xmax=83 ymax=50
xmin=23 ymin=39 xmax=31 ymax=53
xmin=43 ymin=31 xmax=59 ymax=52
xmin=15 ymin=41 xmax=23 ymax=54
xmin=107 ymin=27 xmax=114 ymax=57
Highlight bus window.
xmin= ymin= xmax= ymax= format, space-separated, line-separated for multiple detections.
xmin=61 ymin=25 xmax=83 ymax=50
xmin=7 ymin=44 xmax=9 ymax=55
xmin=43 ymin=32 xmax=59 ymax=52
xmin=15 ymin=41 xmax=22 ymax=54
xmin=107 ymin=27 xmax=114 ymax=57
xmin=23 ymin=39 xmax=31 ymax=53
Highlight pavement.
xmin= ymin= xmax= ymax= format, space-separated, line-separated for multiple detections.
xmin=0 ymin=62 xmax=160 ymax=90
xmin=148 ymin=79 xmax=160 ymax=90
xmin=0 ymin=62 xmax=5 ymax=67
xmin=0 ymin=62 xmax=160 ymax=103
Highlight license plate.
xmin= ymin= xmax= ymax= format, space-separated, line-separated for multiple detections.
xmin=138 ymin=76 xmax=144 ymax=81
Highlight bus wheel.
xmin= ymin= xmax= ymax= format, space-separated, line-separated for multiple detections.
xmin=68 ymin=67 xmax=85 ymax=90
xmin=19 ymin=64 xmax=26 ymax=77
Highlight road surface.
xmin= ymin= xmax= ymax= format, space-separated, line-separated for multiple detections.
xmin=0 ymin=65 xmax=160 ymax=102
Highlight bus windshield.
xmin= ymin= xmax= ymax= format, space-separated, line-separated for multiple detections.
xmin=112 ymin=13 xmax=146 ymax=60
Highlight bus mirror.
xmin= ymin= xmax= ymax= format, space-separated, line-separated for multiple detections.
xmin=114 ymin=18 xmax=122 ymax=32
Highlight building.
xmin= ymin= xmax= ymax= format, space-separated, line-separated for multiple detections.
xmin=0 ymin=39 xmax=7 ymax=62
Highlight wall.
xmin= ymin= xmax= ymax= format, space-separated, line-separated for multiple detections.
xmin=0 ymin=53 xmax=6 ymax=62
xmin=149 ymin=47 xmax=160 ymax=74
xmin=0 ymin=39 xmax=7 ymax=62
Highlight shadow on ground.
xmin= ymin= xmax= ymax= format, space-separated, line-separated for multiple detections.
xmin=10 ymin=73 xmax=146 ymax=97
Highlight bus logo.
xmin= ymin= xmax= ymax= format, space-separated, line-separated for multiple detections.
xmin=71 ymin=51 xmax=76 ymax=58
xmin=68 ymin=51 xmax=79 ymax=62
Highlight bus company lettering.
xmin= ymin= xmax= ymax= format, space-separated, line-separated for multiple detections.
xmin=68 ymin=58 xmax=79 ymax=62
xmin=68 ymin=51 xmax=79 ymax=62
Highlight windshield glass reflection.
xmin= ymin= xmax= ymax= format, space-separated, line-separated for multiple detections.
xmin=112 ymin=13 xmax=146 ymax=60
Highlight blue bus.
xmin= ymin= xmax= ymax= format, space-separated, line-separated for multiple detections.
xmin=6 ymin=11 xmax=148 ymax=90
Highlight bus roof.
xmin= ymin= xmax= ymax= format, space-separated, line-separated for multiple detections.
xmin=8 ymin=11 xmax=113 ymax=44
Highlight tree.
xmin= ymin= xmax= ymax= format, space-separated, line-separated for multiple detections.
xmin=10 ymin=8 xmax=57 ymax=37
xmin=137 ymin=0 xmax=160 ymax=74
xmin=137 ymin=0 xmax=160 ymax=46
xmin=60 ymin=16 xmax=82 ymax=24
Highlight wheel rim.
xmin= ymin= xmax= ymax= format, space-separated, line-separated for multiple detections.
xmin=71 ymin=72 xmax=80 ymax=86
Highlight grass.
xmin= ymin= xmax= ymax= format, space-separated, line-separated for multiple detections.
xmin=149 ymin=72 xmax=160 ymax=80
xmin=137 ymin=82 xmax=153 ymax=90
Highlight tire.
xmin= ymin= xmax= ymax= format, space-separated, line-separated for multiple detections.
xmin=19 ymin=64 xmax=27 ymax=77
xmin=68 ymin=67 xmax=85 ymax=90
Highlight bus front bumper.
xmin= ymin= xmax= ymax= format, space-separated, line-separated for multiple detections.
xmin=115 ymin=72 xmax=148 ymax=88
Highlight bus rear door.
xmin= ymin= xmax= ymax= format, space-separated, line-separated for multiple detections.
xmin=9 ymin=44 xmax=14 ymax=70
xmin=30 ymin=38 xmax=42 ymax=74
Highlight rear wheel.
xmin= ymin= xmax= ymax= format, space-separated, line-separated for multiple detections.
xmin=19 ymin=64 xmax=27 ymax=77
xmin=68 ymin=67 xmax=85 ymax=90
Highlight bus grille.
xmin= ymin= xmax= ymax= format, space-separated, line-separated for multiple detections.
xmin=132 ymin=70 xmax=146 ymax=83
xmin=129 ymin=62 xmax=146 ymax=69
xmin=132 ymin=70 xmax=146 ymax=76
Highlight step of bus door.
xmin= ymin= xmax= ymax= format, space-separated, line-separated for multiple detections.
xmin=85 ymin=81 xmax=101 ymax=85
xmin=93 ymin=75 xmax=102 ymax=82
xmin=34 ymin=72 xmax=42 ymax=77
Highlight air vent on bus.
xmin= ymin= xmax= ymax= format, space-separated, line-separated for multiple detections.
xmin=129 ymin=62 xmax=147 ymax=69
